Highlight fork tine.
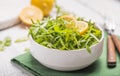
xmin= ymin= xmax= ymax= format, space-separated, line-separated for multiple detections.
xmin=104 ymin=17 xmax=115 ymax=31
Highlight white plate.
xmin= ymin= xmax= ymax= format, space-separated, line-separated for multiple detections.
xmin=0 ymin=0 xmax=30 ymax=30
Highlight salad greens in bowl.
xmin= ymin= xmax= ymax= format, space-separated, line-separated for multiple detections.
xmin=29 ymin=15 xmax=104 ymax=71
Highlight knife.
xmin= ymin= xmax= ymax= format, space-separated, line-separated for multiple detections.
xmin=107 ymin=35 xmax=116 ymax=67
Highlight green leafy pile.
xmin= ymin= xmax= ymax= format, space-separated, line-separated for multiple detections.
xmin=29 ymin=17 xmax=102 ymax=52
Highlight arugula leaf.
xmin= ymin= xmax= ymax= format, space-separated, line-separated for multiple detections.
xmin=15 ymin=36 xmax=29 ymax=43
xmin=24 ymin=48 xmax=30 ymax=52
xmin=29 ymin=17 xmax=102 ymax=52
xmin=0 ymin=44 xmax=4 ymax=51
xmin=0 ymin=37 xmax=12 ymax=51
xmin=4 ymin=37 xmax=11 ymax=46
xmin=55 ymin=4 xmax=69 ymax=16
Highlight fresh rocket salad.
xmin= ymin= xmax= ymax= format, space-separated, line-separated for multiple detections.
xmin=29 ymin=15 xmax=102 ymax=52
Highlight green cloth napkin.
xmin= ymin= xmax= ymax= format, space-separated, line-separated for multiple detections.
xmin=11 ymin=32 xmax=120 ymax=76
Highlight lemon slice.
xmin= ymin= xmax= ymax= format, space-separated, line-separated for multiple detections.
xmin=31 ymin=0 xmax=55 ymax=16
xmin=76 ymin=21 xmax=89 ymax=35
xmin=19 ymin=5 xmax=43 ymax=26
xmin=60 ymin=15 xmax=76 ymax=29
xmin=60 ymin=15 xmax=76 ymax=21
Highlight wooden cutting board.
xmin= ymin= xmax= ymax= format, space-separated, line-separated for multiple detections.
xmin=0 ymin=0 xmax=30 ymax=30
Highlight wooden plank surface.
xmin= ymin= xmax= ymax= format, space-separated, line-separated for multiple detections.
xmin=0 ymin=0 xmax=120 ymax=76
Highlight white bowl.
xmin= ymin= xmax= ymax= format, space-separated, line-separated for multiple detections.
xmin=30 ymin=25 xmax=104 ymax=71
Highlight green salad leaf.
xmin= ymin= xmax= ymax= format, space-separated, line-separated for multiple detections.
xmin=0 ymin=37 xmax=12 ymax=51
xmin=15 ymin=36 xmax=29 ymax=43
xmin=29 ymin=17 xmax=102 ymax=52
xmin=4 ymin=37 xmax=11 ymax=46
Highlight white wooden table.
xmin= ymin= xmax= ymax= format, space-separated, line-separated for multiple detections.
xmin=0 ymin=0 xmax=120 ymax=76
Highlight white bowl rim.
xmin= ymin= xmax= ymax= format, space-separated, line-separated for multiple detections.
xmin=30 ymin=24 xmax=104 ymax=52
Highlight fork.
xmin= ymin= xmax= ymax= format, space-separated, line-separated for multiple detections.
xmin=104 ymin=17 xmax=120 ymax=67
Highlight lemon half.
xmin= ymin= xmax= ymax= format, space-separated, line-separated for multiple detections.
xmin=19 ymin=5 xmax=43 ymax=26
xmin=31 ymin=0 xmax=55 ymax=16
